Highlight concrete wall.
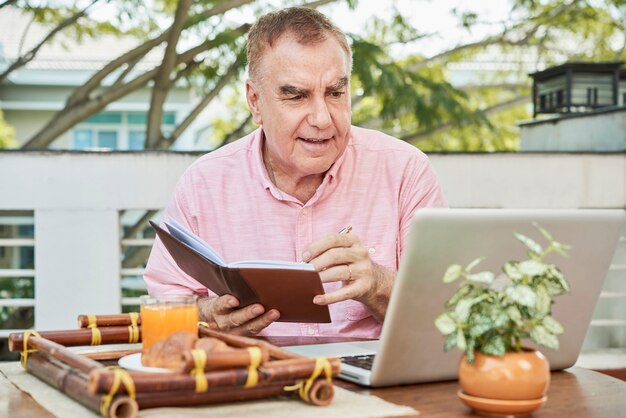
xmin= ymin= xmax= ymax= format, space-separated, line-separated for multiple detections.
xmin=519 ymin=108 xmax=626 ymax=152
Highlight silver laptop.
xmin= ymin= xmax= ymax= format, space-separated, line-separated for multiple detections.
xmin=285 ymin=208 xmax=626 ymax=387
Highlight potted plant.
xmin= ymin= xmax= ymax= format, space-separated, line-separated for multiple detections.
xmin=434 ymin=223 xmax=571 ymax=415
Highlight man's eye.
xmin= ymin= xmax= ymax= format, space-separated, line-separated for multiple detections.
xmin=289 ymin=95 xmax=304 ymax=101
xmin=330 ymin=91 xmax=345 ymax=98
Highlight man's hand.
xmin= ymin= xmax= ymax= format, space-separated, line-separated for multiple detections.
xmin=303 ymin=233 xmax=394 ymax=322
xmin=197 ymin=295 xmax=280 ymax=336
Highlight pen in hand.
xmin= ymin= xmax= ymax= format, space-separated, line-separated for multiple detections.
xmin=302 ymin=226 xmax=353 ymax=263
xmin=338 ymin=226 xmax=352 ymax=235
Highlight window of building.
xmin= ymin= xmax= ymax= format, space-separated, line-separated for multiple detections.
xmin=71 ymin=112 xmax=176 ymax=150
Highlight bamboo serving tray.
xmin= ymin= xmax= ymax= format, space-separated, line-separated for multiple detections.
xmin=8 ymin=313 xmax=340 ymax=418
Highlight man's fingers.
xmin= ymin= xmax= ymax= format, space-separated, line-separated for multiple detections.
xmin=211 ymin=295 xmax=240 ymax=314
xmin=310 ymin=246 xmax=355 ymax=271
xmin=231 ymin=309 xmax=280 ymax=336
xmin=219 ymin=303 xmax=265 ymax=329
xmin=314 ymin=282 xmax=364 ymax=305
xmin=318 ymin=263 xmax=353 ymax=283
xmin=303 ymin=233 xmax=356 ymax=262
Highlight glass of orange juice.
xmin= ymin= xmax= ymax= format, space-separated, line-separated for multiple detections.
xmin=140 ymin=295 xmax=198 ymax=353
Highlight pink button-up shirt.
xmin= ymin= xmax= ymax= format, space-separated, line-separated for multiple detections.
xmin=144 ymin=126 xmax=447 ymax=338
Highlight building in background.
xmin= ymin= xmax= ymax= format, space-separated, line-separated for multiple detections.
xmin=520 ymin=62 xmax=626 ymax=152
xmin=0 ymin=7 xmax=201 ymax=150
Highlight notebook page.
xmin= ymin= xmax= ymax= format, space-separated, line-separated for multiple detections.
xmin=165 ymin=220 xmax=226 ymax=266
xmin=228 ymin=260 xmax=316 ymax=270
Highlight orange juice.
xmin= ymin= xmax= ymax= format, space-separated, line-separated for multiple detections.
xmin=140 ymin=297 xmax=198 ymax=352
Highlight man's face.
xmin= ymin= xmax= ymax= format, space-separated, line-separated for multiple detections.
xmin=246 ymin=33 xmax=352 ymax=181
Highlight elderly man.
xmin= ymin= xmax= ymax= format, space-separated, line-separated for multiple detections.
xmin=144 ymin=7 xmax=447 ymax=338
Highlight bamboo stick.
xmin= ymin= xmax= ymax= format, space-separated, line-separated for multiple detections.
xmin=26 ymin=353 xmax=138 ymax=418
xmin=9 ymin=327 xmax=142 ymax=352
xmin=89 ymin=357 xmax=341 ymax=395
xmin=131 ymin=379 xmax=334 ymax=408
xmin=78 ymin=314 xmax=141 ymax=328
xmin=180 ymin=346 xmax=270 ymax=373
xmin=25 ymin=336 xmax=105 ymax=375
xmin=198 ymin=326 xmax=300 ymax=360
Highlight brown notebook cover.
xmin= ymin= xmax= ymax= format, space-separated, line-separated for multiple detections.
xmin=150 ymin=221 xmax=331 ymax=323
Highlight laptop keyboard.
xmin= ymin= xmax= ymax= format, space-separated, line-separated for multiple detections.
xmin=341 ymin=354 xmax=376 ymax=370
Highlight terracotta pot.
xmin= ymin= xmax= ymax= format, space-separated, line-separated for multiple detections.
xmin=458 ymin=349 xmax=550 ymax=401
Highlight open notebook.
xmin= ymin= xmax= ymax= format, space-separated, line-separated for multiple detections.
xmin=164 ymin=219 xmax=314 ymax=270
xmin=150 ymin=220 xmax=330 ymax=323
xmin=285 ymin=208 xmax=626 ymax=387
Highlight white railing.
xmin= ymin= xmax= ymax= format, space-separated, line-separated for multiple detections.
xmin=0 ymin=150 xmax=625 ymax=357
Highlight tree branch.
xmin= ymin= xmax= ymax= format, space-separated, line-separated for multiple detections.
xmin=0 ymin=0 xmax=99 ymax=84
xmin=410 ymin=0 xmax=577 ymax=71
xmin=146 ymin=0 xmax=192 ymax=148
xmin=0 ymin=0 xmax=18 ymax=10
xmin=402 ymin=95 xmax=530 ymax=143
xmin=123 ymin=209 xmax=159 ymax=239
xmin=156 ymin=51 xmax=247 ymax=149
xmin=65 ymin=0 xmax=254 ymax=108
xmin=216 ymin=114 xmax=254 ymax=148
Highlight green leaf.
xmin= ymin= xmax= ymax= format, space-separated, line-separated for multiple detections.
xmin=481 ymin=335 xmax=506 ymax=356
xmin=465 ymin=257 xmax=485 ymax=272
xmin=503 ymin=262 xmax=523 ymax=280
xmin=552 ymin=241 xmax=572 ymax=257
xmin=455 ymin=295 xmax=487 ymax=323
xmin=444 ymin=332 xmax=457 ymax=352
xmin=435 ymin=313 xmax=457 ymax=335
xmin=530 ymin=325 xmax=559 ymax=350
xmin=518 ymin=260 xmax=548 ymax=277
xmin=467 ymin=271 xmax=495 ymax=284
xmin=507 ymin=305 xmax=523 ymax=326
xmin=514 ymin=233 xmax=543 ymax=255
xmin=535 ymin=284 xmax=551 ymax=315
xmin=455 ymin=298 xmax=474 ymax=323
xmin=505 ymin=284 xmax=537 ymax=308
xmin=533 ymin=222 xmax=553 ymax=242
xmin=445 ymin=284 xmax=472 ymax=308
xmin=443 ymin=264 xmax=463 ymax=283
xmin=468 ymin=313 xmax=495 ymax=337
xmin=457 ymin=328 xmax=467 ymax=351
xmin=542 ymin=316 xmax=565 ymax=335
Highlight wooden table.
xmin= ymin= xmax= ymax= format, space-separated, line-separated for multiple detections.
xmin=1 ymin=363 xmax=624 ymax=417
xmin=343 ymin=367 xmax=626 ymax=417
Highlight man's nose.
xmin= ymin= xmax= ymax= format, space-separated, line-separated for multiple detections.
xmin=307 ymin=97 xmax=332 ymax=129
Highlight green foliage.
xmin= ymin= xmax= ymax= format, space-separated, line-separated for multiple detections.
xmin=5 ymin=0 xmax=626 ymax=150
xmin=434 ymin=223 xmax=571 ymax=364
xmin=0 ymin=110 xmax=16 ymax=149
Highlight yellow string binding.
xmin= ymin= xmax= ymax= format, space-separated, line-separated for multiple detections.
xmin=20 ymin=330 xmax=42 ymax=370
xmin=127 ymin=312 xmax=139 ymax=344
xmin=190 ymin=349 xmax=208 ymax=393
xmin=243 ymin=347 xmax=263 ymax=388
xmin=86 ymin=314 xmax=102 ymax=345
xmin=283 ymin=358 xmax=332 ymax=403
xmin=100 ymin=367 xmax=136 ymax=417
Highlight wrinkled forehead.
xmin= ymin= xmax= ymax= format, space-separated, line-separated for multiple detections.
xmin=255 ymin=31 xmax=351 ymax=83
xmin=250 ymin=30 xmax=352 ymax=81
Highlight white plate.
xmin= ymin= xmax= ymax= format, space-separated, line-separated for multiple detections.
xmin=118 ymin=352 xmax=173 ymax=373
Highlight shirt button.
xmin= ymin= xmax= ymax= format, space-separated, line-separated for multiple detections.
xmin=368 ymin=247 xmax=376 ymax=255
xmin=307 ymin=328 xmax=316 ymax=335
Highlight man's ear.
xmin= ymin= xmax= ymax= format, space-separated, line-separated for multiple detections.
xmin=246 ymin=80 xmax=263 ymax=125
